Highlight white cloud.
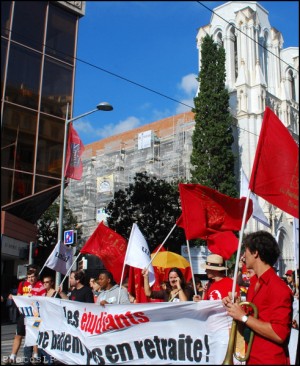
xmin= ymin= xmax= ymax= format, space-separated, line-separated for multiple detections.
xmin=96 ymin=116 xmax=141 ymax=139
xmin=178 ymin=73 xmax=198 ymax=96
xmin=151 ymin=108 xmax=172 ymax=121
xmin=75 ymin=120 xmax=94 ymax=134
xmin=175 ymin=98 xmax=194 ymax=114
xmin=75 ymin=116 xmax=141 ymax=140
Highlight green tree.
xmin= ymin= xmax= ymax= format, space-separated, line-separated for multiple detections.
xmin=35 ymin=199 xmax=81 ymax=267
xmin=191 ymin=35 xmax=237 ymax=197
xmin=106 ymin=172 xmax=185 ymax=253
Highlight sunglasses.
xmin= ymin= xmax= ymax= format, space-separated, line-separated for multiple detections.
xmin=43 ymin=281 xmax=51 ymax=283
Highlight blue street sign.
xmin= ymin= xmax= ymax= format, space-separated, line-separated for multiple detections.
xmin=64 ymin=230 xmax=74 ymax=245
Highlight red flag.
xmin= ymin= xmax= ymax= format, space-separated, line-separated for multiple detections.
xmin=65 ymin=122 xmax=84 ymax=180
xmin=206 ymin=231 xmax=238 ymax=260
xmin=127 ymin=267 xmax=150 ymax=303
xmin=127 ymin=266 xmax=163 ymax=303
xmin=178 ymin=183 xmax=253 ymax=240
xmin=80 ymin=222 xmax=127 ymax=284
xmin=249 ymin=107 xmax=299 ymax=218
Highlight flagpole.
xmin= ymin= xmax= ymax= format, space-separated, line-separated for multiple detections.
xmin=293 ymin=218 xmax=299 ymax=291
xmin=38 ymin=242 xmax=58 ymax=277
xmin=147 ymin=223 xmax=177 ymax=269
xmin=117 ymin=223 xmax=136 ymax=303
xmin=186 ymin=240 xmax=197 ymax=296
xmin=117 ymin=265 xmax=127 ymax=304
xmin=230 ymin=189 xmax=251 ymax=303
xmin=53 ymin=252 xmax=82 ymax=298
xmin=55 ymin=102 xmax=113 ymax=290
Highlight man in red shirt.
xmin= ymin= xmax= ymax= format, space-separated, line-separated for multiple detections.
xmin=223 ymin=231 xmax=293 ymax=365
xmin=4 ymin=268 xmax=46 ymax=365
xmin=194 ymin=254 xmax=240 ymax=301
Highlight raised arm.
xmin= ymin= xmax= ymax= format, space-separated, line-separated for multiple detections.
xmin=142 ymin=268 xmax=152 ymax=297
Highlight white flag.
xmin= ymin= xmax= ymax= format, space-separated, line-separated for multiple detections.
xmin=43 ymin=241 xmax=73 ymax=275
xmin=125 ymin=223 xmax=155 ymax=286
xmin=240 ymin=168 xmax=270 ymax=227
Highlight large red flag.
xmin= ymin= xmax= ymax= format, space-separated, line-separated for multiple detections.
xmin=80 ymin=222 xmax=127 ymax=284
xmin=177 ymin=213 xmax=238 ymax=259
xmin=178 ymin=183 xmax=253 ymax=240
xmin=249 ymin=107 xmax=299 ymax=218
xmin=65 ymin=122 xmax=84 ymax=180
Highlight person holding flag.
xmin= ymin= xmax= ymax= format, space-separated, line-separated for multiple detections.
xmin=58 ymin=270 xmax=94 ymax=303
xmin=193 ymin=254 xmax=240 ymax=302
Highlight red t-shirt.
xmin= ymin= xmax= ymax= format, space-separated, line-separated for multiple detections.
xmin=17 ymin=280 xmax=46 ymax=296
xmin=246 ymin=267 xmax=293 ymax=365
xmin=203 ymin=277 xmax=240 ymax=300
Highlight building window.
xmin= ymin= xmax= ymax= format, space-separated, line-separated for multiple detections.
xmin=287 ymin=69 xmax=296 ymax=101
xmin=5 ymin=43 xmax=42 ymax=109
xmin=41 ymin=56 xmax=73 ymax=117
xmin=34 ymin=175 xmax=61 ymax=194
xmin=36 ymin=114 xmax=64 ymax=178
xmin=263 ymin=31 xmax=268 ymax=85
xmin=232 ymin=27 xmax=238 ymax=80
xmin=1 ymin=1 xmax=13 ymax=38
xmin=1 ymin=104 xmax=37 ymax=174
xmin=46 ymin=3 xmax=77 ymax=65
xmin=1 ymin=39 xmax=8 ymax=96
xmin=216 ymin=31 xmax=223 ymax=48
xmin=11 ymin=1 xmax=47 ymax=51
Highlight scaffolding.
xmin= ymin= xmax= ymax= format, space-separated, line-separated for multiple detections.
xmin=65 ymin=113 xmax=195 ymax=243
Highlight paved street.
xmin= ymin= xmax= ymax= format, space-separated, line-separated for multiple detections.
xmin=1 ymin=322 xmax=64 ymax=365
xmin=1 ymin=323 xmax=24 ymax=365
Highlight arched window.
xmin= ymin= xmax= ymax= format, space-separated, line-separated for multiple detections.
xmin=287 ymin=69 xmax=296 ymax=100
xmin=216 ymin=31 xmax=223 ymax=48
xmin=263 ymin=31 xmax=268 ymax=84
xmin=231 ymin=27 xmax=238 ymax=80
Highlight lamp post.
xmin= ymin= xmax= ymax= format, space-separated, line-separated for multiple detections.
xmin=55 ymin=102 xmax=113 ymax=289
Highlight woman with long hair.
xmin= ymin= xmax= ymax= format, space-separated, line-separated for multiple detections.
xmin=142 ymin=267 xmax=191 ymax=302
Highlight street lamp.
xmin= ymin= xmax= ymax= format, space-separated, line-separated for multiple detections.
xmin=55 ymin=101 xmax=113 ymax=289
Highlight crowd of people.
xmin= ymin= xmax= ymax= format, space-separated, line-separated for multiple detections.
xmin=3 ymin=230 xmax=299 ymax=365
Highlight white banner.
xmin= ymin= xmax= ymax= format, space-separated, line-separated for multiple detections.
xmin=13 ymin=296 xmax=232 ymax=365
xmin=138 ymin=130 xmax=152 ymax=150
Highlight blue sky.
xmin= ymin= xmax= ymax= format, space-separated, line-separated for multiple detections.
xmin=73 ymin=1 xmax=299 ymax=145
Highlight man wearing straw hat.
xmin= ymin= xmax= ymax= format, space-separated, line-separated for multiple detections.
xmin=193 ymin=254 xmax=240 ymax=301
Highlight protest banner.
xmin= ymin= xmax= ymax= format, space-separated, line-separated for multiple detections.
xmin=14 ymin=296 xmax=231 ymax=365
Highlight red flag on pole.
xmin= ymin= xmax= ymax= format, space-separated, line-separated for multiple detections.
xmin=178 ymin=183 xmax=253 ymax=240
xmin=80 ymin=222 xmax=127 ymax=284
xmin=249 ymin=107 xmax=299 ymax=218
xmin=65 ymin=122 xmax=84 ymax=180
xmin=127 ymin=267 xmax=149 ymax=303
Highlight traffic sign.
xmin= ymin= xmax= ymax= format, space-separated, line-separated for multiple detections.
xmin=64 ymin=230 xmax=75 ymax=245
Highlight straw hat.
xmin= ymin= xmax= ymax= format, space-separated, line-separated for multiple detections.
xmin=202 ymin=254 xmax=227 ymax=271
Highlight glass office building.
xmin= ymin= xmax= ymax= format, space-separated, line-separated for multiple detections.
xmin=1 ymin=1 xmax=85 ymax=294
